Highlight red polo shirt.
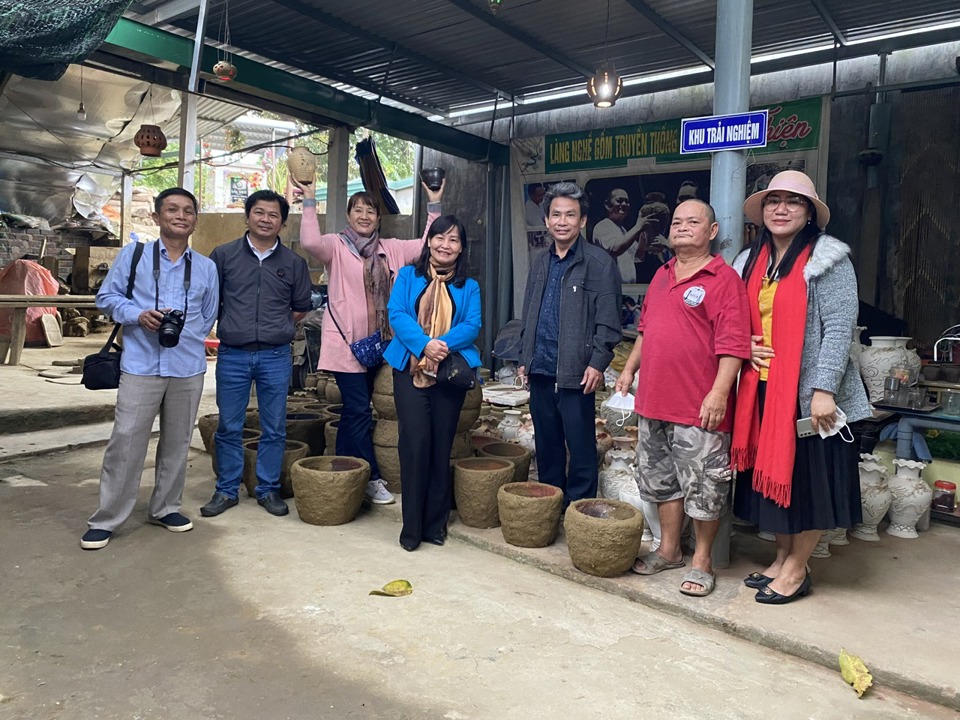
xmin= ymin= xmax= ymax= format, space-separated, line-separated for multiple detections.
xmin=635 ymin=255 xmax=750 ymax=432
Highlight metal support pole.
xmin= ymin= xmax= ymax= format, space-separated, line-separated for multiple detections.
xmin=710 ymin=0 xmax=753 ymax=265
xmin=482 ymin=162 xmax=496 ymax=367
xmin=119 ymin=172 xmax=133 ymax=245
xmin=178 ymin=0 xmax=209 ymax=192
xmin=325 ymin=126 xmax=350 ymax=233
xmin=496 ymin=164 xmax=513 ymax=343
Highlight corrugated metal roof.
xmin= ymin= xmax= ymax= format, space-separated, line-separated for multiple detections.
xmin=119 ymin=0 xmax=960 ymax=116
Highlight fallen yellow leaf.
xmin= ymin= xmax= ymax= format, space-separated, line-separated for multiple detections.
xmin=839 ymin=648 xmax=873 ymax=698
xmin=369 ymin=579 xmax=413 ymax=597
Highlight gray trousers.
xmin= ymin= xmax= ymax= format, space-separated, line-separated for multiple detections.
xmin=88 ymin=372 xmax=205 ymax=531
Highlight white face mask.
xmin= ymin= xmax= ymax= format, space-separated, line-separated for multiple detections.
xmin=819 ymin=407 xmax=854 ymax=443
xmin=607 ymin=393 xmax=635 ymax=428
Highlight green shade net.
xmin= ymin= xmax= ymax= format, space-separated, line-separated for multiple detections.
xmin=0 ymin=0 xmax=132 ymax=81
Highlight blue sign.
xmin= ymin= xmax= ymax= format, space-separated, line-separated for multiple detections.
xmin=680 ymin=110 xmax=768 ymax=154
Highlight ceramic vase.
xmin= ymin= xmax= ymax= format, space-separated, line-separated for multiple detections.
xmin=287 ymin=146 xmax=317 ymax=184
xmin=598 ymin=449 xmax=642 ymax=510
xmin=516 ymin=413 xmax=536 ymax=454
xmin=497 ymin=409 xmax=523 ymax=441
xmin=859 ymin=336 xmax=921 ymax=403
xmin=886 ymin=459 xmax=932 ymax=539
xmin=811 ymin=532 xmax=832 ymax=558
xmin=849 ymin=454 xmax=891 ymax=542
xmin=826 ymin=527 xmax=849 ymax=546
xmin=849 ymin=326 xmax=867 ymax=371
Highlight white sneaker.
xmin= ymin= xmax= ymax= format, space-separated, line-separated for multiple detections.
xmin=366 ymin=478 xmax=395 ymax=505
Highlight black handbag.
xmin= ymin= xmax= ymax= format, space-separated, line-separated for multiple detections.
xmin=81 ymin=242 xmax=144 ymax=390
xmin=437 ymin=352 xmax=476 ymax=390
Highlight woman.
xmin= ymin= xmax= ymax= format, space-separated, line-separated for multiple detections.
xmin=383 ymin=216 xmax=481 ymax=551
xmin=295 ymin=176 xmax=444 ymax=505
xmin=731 ymin=170 xmax=871 ymax=605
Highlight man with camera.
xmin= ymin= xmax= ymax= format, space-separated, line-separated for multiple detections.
xmin=81 ymin=188 xmax=219 ymax=550
xmin=200 ymin=189 xmax=312 ymax=518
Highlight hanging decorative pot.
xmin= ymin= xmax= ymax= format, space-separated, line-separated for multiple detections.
xmin=134 ymin=124 xmax=167 ymax=157
xmin=213 ymin=60 xmax=238 ymax=82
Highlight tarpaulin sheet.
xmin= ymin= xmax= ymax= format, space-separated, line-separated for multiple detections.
xmin=0 ymin=260 xmax=60 ymax=343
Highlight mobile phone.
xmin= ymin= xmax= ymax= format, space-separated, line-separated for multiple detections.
xmin=796 ymin=417 xmax=816 ymax=438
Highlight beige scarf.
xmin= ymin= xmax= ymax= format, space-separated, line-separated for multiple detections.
xmin=411 ymin=261 xmax=456 ymax=388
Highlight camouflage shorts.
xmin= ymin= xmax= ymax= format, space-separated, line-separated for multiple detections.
xmin=635 ymin=418 xmax=732 ymax=521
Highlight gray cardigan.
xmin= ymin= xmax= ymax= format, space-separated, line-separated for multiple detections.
xmin=733 ymin=235 xmax=872 ymax=423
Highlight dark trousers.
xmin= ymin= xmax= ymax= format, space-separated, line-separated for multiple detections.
xmin=394 ymin=369 xmax=467 ymax=546
xmin=333 ymin=369 xmax=381 ymax=479
xmin=528 ymin=374 xmax=598 ymax=503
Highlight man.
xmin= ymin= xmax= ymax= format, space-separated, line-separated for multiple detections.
xmin=80 ymin=188 xmax=219 ymax=550
xmin=518 ymin=181 xmax=622 ymax=504
xmin=675 ymin=180 xmax=699 ymax=207
xmin=524 ymin=183 xmax=546 ymax=227
xmin=615 ymin=199 xmax=750 ymax=597
xmin=634 ymin=192 xmax=673 ymax=283
xmin=200 ymin=190 xmax=312 ymax=518
xmin=592 ymin=188 xmax=655 ymax=284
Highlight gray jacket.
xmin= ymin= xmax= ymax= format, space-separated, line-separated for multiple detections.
xmin=519 ymin=237 xmax=622 ymax=389
xmin=733 ymin=235 xmax=871 ymax=423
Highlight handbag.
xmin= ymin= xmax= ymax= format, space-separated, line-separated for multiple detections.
xmin=437 ymin=352 xmax=476 ymax=390
xmin=81 ymin=242 xmax=145 ymax=390
xmin=326 ymin=306 xmax=384 ymax=368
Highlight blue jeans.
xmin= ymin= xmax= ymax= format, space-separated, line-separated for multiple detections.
xmin=333 ymin=370 xmax=381 ymax=479
xmin=215 ymin=344 xmax=291 ymax=499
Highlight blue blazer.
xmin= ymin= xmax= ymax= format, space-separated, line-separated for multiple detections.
xmin=384 ymin=265 xmax=482 ymax=372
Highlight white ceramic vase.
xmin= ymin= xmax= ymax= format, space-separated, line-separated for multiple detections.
xmin=811 ymin=532 xmax=832 ymax=558
xmin=849 ymin=454 xmax=891 ymax=542
xmin=849 ymin=326 xmax=867 ymax=371
xmin=826 ymin=527 xmax=849 ymax=546
xmin=497 ymin=410 xmax=522 ymax=441
xmin=886 ymin=459 xmax=932 ymax=539
xmin=598 ymin=450 xmax=642 ymax=509
xmin=516 ymin=413 xmax=536 ymax=454
xmin=859 ymin=336 xmax=920 ymax=403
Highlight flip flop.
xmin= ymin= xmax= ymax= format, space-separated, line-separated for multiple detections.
xmin=631 ymin=551 xmax=686 ymax=576
xmin=679 ymin=568 xmax=716 ymax=597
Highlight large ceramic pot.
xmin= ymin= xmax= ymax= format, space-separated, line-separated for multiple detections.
xmin=286 ymin=412 xmax=326 ymax=456
xmin=498 ymin=482 xmax=564 ymax=547
xmin=859 ymin=336 xmax=921 ymax=403
xmin=849 ymin=453 xmax=891 ymax=542
xmin=324 ymin=381 xmax=342 ymax=404
xmin=323 ymin=420 xmax=339 ymax=456
xmin=287 ymin=146 xmax=317 ymax=184
xmin=472 ymin=433 xmax=500 ymax=454
xmin=209 ymin=426 xmax=261 ymax=476
xmin=372 ymin=418 xmax=402 ymax=493
xmin=450 ymin=431 xmax=473 ymax=460
xmin=290 ymin=456 xmax=371 ymax=525
xmin=453 ymin=457 xmax=514 ymax=528
xmin=886 ymin=459 xmax=932 ymax=539
xmin=564 ymin=499 xmax=645 ymax=577
xmin=478 ymin=442 xmax=532 ymax=484
xmin=242 ymin=439 xmax=310 ymax=498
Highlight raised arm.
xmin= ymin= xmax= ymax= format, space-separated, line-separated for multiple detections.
xmin=400 ymin=179 xmax=446 ymax=265
xmin=291 ymin=177 xmax=338 ymax=264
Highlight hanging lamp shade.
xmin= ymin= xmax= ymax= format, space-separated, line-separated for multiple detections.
xmin=488 ymin=0 xmax=504 ymax=13
xmin=586 ymin=62 xmax=623 ymax=108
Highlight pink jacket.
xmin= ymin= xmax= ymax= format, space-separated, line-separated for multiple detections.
xmin=300 ymin=205 xmax=438 ymax=373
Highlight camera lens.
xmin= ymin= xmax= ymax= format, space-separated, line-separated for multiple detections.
xmin=158 ymin=310 xmax=185 ymax=348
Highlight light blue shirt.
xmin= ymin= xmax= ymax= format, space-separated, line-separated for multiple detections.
xmin=96 ymin=239 xmax=219 ymax=378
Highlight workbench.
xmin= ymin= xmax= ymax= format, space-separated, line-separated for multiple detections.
xmin=0 ymin=295 xmax=99 ymax=365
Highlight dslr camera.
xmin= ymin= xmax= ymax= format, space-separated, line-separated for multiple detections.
xmin=158 ymin=309 xmax=185 ymax=348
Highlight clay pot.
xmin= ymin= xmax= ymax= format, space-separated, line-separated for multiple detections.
xmin=197 ymin=413 xmax=218 ymax=454
xmin=472 ymin=434 xmax=500 ymax=453
xmin=323 ymin=420 xmax=339 ymax=456
xmin=134 ymin=124 xmax=167 ymax=157
xmin=372 ymin=366 xmax=397 ymax=419
xmin=372 ymin=419 xmax=399 ymax=447
xmin=323 ymin=403 xmax=342 ymax=419
xmin=420 ymin=167 xmax=445 ymax=191
xmin=449 ymin=432 xmax=473 ymax=459
xmin=498 ymin=482 xmax=564 ymax=547
xmin=287 ymin=146 xmax=317 ymax=184
xmin=314 ymin=375 xmax=329 ymax=398
xmin=374 ymin=446 xmax=403 ymax=493
xmin=564 ymin=499 xmax=645 ymax=577
xmin=244 ymin=409 xmax=260 ymax=431
xmin=478 ymin=442 xmax=532 ymax=484
xmin=212 ymin=60 xmax=237 ymax=82
xmin=463 ymin=384 xmax=482 ymax=409
xmin=301 ymin=402 xmax=329 ymax=415
xmin=210 ymin=426 xmax=261 ymax=476
xmin=286 ymin=412 xmax=326 ymax=456
xmin=305 ymin=373 xmax=319 ymax=389
xmin=497 ymin=410 xmax=523 ymax=440
xmin=453 ymin=457 xmax=514 ymax=528
xmin=290 ymin=456 xmax=371 ymax=525
xmin=242 ymin=439 xmax=310 ymax=498
xmin=325 ymin=382 xmax=342 ymax=404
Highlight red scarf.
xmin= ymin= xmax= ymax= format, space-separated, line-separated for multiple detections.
xmin=731 ymin=243 xmax=812 ymax=508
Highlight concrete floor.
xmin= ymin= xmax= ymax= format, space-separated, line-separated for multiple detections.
xmin=1 ymin=337 xmax=958 ymax=718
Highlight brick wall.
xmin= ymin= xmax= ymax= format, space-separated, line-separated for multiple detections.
xmin=0 ymin=222 xmax=120 ymax=281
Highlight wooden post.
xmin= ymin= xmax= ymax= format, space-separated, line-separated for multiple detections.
xmin=8 ymin=308 xmax=27 ymax=365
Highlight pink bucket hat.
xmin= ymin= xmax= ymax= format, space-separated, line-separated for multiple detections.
xmin=743 ymin=170 xmax=830 ymax=229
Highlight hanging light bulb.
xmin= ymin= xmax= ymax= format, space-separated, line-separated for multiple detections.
xmin=488 ymin=0 xmax=504 ymax=13
xmin=587 ymin=61 xmax=623 ymax=108
xmin=77 ymin=64 xmax=86 ymax=122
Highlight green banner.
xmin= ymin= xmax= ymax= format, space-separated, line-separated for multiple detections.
xmin=544 ymin=97 xmax=821 ymax=173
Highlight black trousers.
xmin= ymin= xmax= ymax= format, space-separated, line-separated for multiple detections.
xmin=528 ymin=373 xmax=598 ymax=504
xmin=394 ymin=369 xmax=467 ymax=546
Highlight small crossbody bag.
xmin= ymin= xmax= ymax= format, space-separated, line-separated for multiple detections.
xmin=326 ymin=306 xmax=384 ymax=368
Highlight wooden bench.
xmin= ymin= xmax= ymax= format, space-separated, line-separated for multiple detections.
xmin=0 ymin=295 xmax=99 ymax=365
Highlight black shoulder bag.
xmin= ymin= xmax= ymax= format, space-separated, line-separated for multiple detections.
xmin=82 ymin=242 xmax=145 ymax=390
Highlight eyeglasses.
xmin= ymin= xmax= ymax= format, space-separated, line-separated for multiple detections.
xmin=763 ymin=195 xmax=807 ymax=212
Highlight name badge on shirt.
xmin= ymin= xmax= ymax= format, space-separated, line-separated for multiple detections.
xmin=683 ymin=286 xmax=706 ymax=307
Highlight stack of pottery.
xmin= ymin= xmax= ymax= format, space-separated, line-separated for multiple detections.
xmin=859 ymin=336 xmax=922 ymax=403
xmin=198 ymin=413 xmax=261 ymax=474
xmin=886 ymin=458 xmax=932 ymax=539
xmin=453 ymin=457 xmax=514 ymax=528
xmin=372 ymin=418 xmax=403 ymax=493
xmin=290 ymin=456 xmax=370 ymax=525
xmin=497 ymin=482 xmax=564 ymax=547
xmin=323 ymin=420 xmax=339 ymax=456
xmin=451 ymin=384 xmax=483 ymax=460
xmin=564 ymin=499 xmax=645 ymax=577
xmin=372 ymin=366 xmax=397 ymax=420
xmin=849 ymin=454 xmax=891 ymax=541
xmin=242 ymin=438 xmax=310 ymax=498
xmin=478 ymin=441 xmax=532 ymax=484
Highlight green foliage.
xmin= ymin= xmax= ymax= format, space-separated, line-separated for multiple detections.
xmin=134 ymin=142 xmax=181 ymax=195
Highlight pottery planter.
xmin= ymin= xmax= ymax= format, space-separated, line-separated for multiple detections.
xmin=478 ymin=442 xmax=532 ymax=484
xmin=242 ymin=439 xmax=310 ymax=498
xmin=453 ymin=457 xmax=514 ymax=528
xmin=850 ymin=454 xmax=891 ymax=542
xmin=859 ymin=336 xmax=921 ymax=403
xmin=886 ymin=459 xmax=932 ymax=539
xmin=197 ymin=413 xmax=219 ymax=455
xmin=472 ymin=433 xmax=501 ymax=454
xmin=372 ymin=392 xmax=398 ymax=420
xmin=244 ymin=409 xmax=260 ymax=431
xmin=285 ymin=412 xmax=326 ymax=456
xmin=323 ymin=420 xmax=339 ymax=456
xmin=498 ymin=482 xmax=564 ymax=547
xmin=450 ymin=431 xmax=473 ymax=460
xmin=209 ymin=426 xmax=261 ymax=476
xmin=290 ymin=456 xmax=371 ymax=525
xmin=372 ymin=418 xmax=402 ymax=493
xmin=564 ymin=499 xmax=645 ymax=577
xmin=324 ymin=382 xmax=342 ymax=404
xmin=372 ymin=419 xmax=399 ymax=447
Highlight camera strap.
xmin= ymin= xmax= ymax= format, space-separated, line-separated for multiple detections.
xmin=153 ymin=240 xmax=192 ymax=317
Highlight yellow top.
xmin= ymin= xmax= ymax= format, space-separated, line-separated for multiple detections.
xmin=758 ymin=276 xmax=778 ymax=381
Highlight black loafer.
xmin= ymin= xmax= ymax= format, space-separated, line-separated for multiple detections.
xmin=755 ymin=574 xmax=812 ymax=605
xmin=400 ymin=540 xmax=419 ymax=552
xmin=257 ymin=491 xmax=289 ymax=516
xmin=200 ymin=492 xmax=239 ymax=517
xmin=743 ymin=572 xmax=773 ymax=589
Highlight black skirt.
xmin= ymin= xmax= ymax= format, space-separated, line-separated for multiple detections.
xmin=733 ymin=382 xmax=862 ymax=535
